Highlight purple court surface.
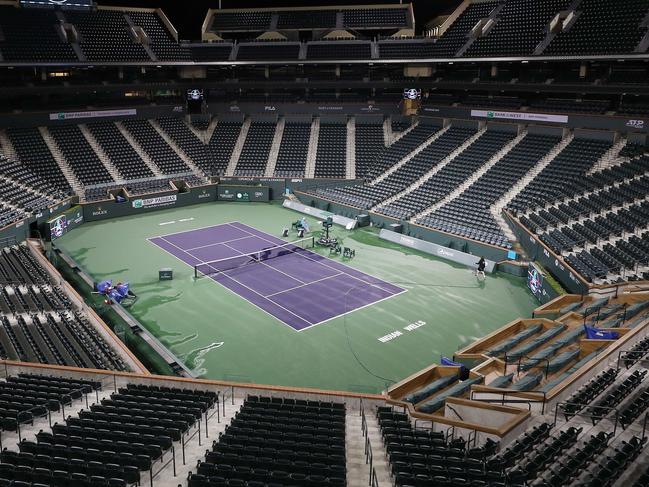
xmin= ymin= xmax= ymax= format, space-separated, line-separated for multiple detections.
xmin=148 ymin=221 xmax=405 ymax=331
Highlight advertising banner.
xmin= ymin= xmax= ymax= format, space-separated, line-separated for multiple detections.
xmin=470 ymin=110 xmax=569 ymax=124
xmin=49 ymin=109 xmax=137 ymax=121
xmin=379 ymin=229 xmax=496 ymax=273
xmin=83 ymin=185 xmax=218 ymax=222
xmin=217 ymin=185 xmax=270 ymax=202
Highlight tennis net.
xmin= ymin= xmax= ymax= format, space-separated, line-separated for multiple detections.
xmin=194 ymin=236 xmax=315 ymax=278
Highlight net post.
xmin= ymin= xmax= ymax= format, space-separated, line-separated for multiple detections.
xmin=194 ymin=265 xmax=198 ymax=279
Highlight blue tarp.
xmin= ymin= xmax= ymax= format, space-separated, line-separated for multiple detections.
xmin=96 ymin=279 xmax=131 ymax=304
xmin=584 ymin=325 xmax=619 ymax=340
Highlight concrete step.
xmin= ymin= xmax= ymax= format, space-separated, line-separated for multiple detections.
xmin=305 ymin=118 xmax=320 ymax=179
xmin=265 ymin=117 xmax=285 ymax=177
xmin=226 ymin=118 xmax=251 ymax=176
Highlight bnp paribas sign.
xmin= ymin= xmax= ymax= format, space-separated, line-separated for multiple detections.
xmin=132 ymin=195 xmax=177 ymax=209
xmin=472 ymin=110 xmax=568 ymax=124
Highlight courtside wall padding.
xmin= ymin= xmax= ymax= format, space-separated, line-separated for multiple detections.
xmin=497 ymin=261 xmax=528 ymax=277
xmin=536 ymin=278 xmax=561 ymax=305
xmin=295 ymin=191 xmax=509 ymax=262
xmin=379 ymin=229 xmax=497 ymax=272
xmin=505 ymin=212 xmax=589 ymax=295
xmin=82 ymin=185 xmax=218 ymax=222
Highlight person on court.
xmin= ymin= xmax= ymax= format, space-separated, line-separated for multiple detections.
xmin=476 ymin=257 xmax=486 ymax=279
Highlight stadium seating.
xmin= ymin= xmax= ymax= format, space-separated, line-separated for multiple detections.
xmin=5 ymin=128 xmax=72 ymax=195
xmin=157 ymin=118 xmax=210 ymax=175
xmin=417 ymin=134 xmax=561 ymax=248
xmin=335 ymin=126 xmax=476 ymax=210
xmin=343 ymin=7 xmax=407 ymax=28
xmin=121 ymin=119 xmax=191 ymax=175
xmin=354 ymin=120 xmax=385 ymax=180
xmin=66 ymin=10 xmax=150 ymax=62
xmin=377 ymin=406 xmax=503 ymax=485
xmin=0 ymin=244 xmax=127 ymax=370
xmin=274 ymin=121 xmax=311 ymax=178
xmin=210 ymin=11 xmax=273 ymax=32
xmin=518 ymin=147 xmax=649 ymax=282
xmin=49 ymin=125 xmax=115 ymax=186
xmin=0 ymin=6 xmax=78 ymax=62
xmin=0 ymin=156 xmax=61 ymax=221
xmin=208 ymin=121 xmax=243 ymax=177
xmin=314 ymin=121 xmax=347 ymax=179
xmin=530 ymin=98 xmax=611 ymax=114
xmin=428 ymin=0 xmax=501 ymax=58
xmin=188 ymin=43 xmax=233 ymax=61
xmin=545 ymin=0 xmax=649 ymax=55
xmin=379 ymin=129 xmax=515 ymax=220
xmin=189 ymin=395 xmax=346 ymax=486
xmin=127 ymin=11 xmax=191 ymax=61
xmin=508 ymin=137 xmax=612 ymax=212
xmin=277 ymin=9 xmax=337 ymax=29
xmin=234 ymin=121 xmax=276 ymax=177
xmin=0 ymin=378 xmax=217 ymax=487
xmin=86 ymin=121 xmax=154 ymax=181
xmin=466 ymin=0 xmax=573 ymax=57
xmin=377 ymin=40 xmax=438 ymax=60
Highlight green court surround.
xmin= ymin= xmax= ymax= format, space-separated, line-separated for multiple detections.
xmin=55 ymin=202 xmax=538 ymax=393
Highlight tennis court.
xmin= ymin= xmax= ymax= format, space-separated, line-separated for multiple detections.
xmin=148 ymin=221 xmax=405 ymax=331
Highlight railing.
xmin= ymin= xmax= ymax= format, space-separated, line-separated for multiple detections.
xmin=617 ymin=348 xmax=649 ymax=369
xmin=469 ymin=389 xmax=547 ymax=414
xmin=83 ymin=171 xmax=200 ymax=191
xmin=554 ymin=401 xmax=621 ymax=436
xmin=360 ymin=399 xmax=378 ymax=486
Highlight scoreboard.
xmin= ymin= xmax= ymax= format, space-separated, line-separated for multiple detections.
xmin=527 ymin=263 xmax=546 ymax=302
xmin=45 ymin=206 xmax=83 ymax=241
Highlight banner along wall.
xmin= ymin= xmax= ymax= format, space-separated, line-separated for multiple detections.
xmin=82 ymin=185 xmax=218 ymax=222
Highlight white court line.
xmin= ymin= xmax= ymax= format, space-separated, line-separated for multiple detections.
xmin=148 ymin=220 xmax=240 ymax=241
xmin=229 ymin=221 xmax=405 ymax=296
xmin=264 ymin=272 xmax=344 ymax=298
xmin=176 ymin=236 xmax=318 ymax=328
xmin=150 ymin=221 xmax=406 ymax=333
xmin=178 ymin=218 xmax=194 ymax=222
xmin=220 ymin=241 xmax=307 ymax=286
xmin=185 ymin=235 xmax=257 ymax=252
xmin=159 ymin=221 xmax=176 ymax=226
xmin=228 ymin=222 xmax=407 ymax=331
xmin=297 ymin=288 xmax=408 ymax=332
xmin=146 ymin=237 xmax=313 ymax=333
